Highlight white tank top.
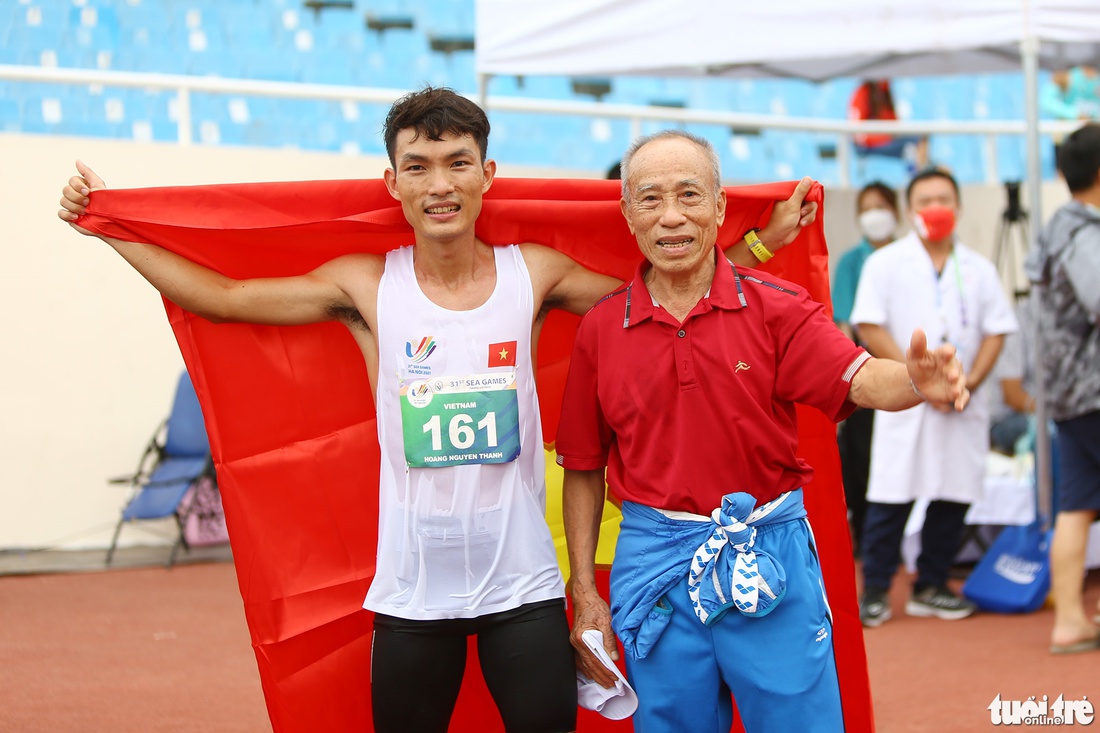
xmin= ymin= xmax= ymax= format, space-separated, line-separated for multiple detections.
xmin=365 ymin=244 xmax=565 ymax=619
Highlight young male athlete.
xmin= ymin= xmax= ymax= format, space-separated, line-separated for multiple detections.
xmin=58 ymin=88 xmax=815 ymax=733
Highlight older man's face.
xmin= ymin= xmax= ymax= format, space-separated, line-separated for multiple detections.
xmin=620 ymin=137 xmax=726 ymax=278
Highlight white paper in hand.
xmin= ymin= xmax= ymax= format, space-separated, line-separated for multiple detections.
xmin=575 ymin=629 xmax=638 ymax=720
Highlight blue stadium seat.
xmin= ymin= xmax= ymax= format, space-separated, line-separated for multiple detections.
xmin=20 ymin=84 xmax=88 ymax=132
xmin=812 ymin=80 xmax=848 ymax=119
xmin=795 ymin=134 xmax=830 ymax=182
xmin=484 ymin=74 xmax=524 ymax=97
xmin=362 ymin=0 xmax=412 ymax=16
xmin=425 ymin=51 xmax=476 ymax=92
xmin=12 ymin=21 xmax=65 ymax=56
xmin=225 ymin=20 xmax=285 ymax=54
xmin=0 ymin=41 xmax=18 ymax=64
xmin=781 ymin=81 xmax=817 ymax=118
xmin=114 ymin=0 xmax=164 ymax=29
xmin=189 ymin=92 xmax=234 ymax=127
xmin=365 ymin=29 xmax=429 ymax=83
xmin=678 ymin=79 xmax=715 ymax=112
xmin=291 ymin=111 xmax=340 ymax=153
xmin=357 ymin=98 xmax=394 ymax=141
xmin=940 ymin=134 xmax=984 ymax=183
xmin=410 ymin=0 xmax=473 ymax=38
xmin=243 ymin=49 xmax=301 ymax=82
xmin=14 ymin=45 xmax=87 ymax=68
xmin=0 ymin=2 xmax=22 ymax=32
xmin=68 ymin=4 xmax=121 ymax=44
xmin=581 ymin=116 xmax=633 ymax=172
xmin=996 ymin=135 xmax=1026 ymax=183
xmin=941 ymin=76 xmax=976 ymax=120
xmin=138 ymin=89 xmax=177 ymax=120
xmin=603 ymin=77 xmax=665 ymax=106
xmin=0 ymin=80 xmax=19 ymax=100
xmin=485 ymin=110 xmax=541 ymax=165
xmin=0 ymin=97 xmax=20 ymax=132
xmin=133 ymin=45 xmax=190 ymax=75
xmin=900 ymin=77 xmax=935 ymax=120
xmin=853 ymin=153 xmax=911 ymax=189
xmin=511 ymin=76 xmax=574 ymax=101
xmin=992 ymin=74 xmax=1025 ymax=119
xmin=545 ymin=115 xmax=597 ymax=168
xmin=298 ymin=54 xmax=359 ymax=87
xmin=809 ymin=134 xmax=840 ymax=185
xmin=311 ymin=6 xmax=366 ymax=52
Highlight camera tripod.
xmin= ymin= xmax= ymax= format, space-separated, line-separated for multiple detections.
xmin=992 ymin=181 xmax=1031 ymax=296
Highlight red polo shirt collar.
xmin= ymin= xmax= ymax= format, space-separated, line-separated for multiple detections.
xmin=623 ymin=245 xmax=747 ymax=328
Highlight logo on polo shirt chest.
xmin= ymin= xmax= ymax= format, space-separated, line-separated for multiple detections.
xmin=735 ymin=361 xmax=751 ymax=373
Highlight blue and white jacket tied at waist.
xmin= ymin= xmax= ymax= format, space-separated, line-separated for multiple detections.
xmin=610 ymin=490 xmax=805 ymax=661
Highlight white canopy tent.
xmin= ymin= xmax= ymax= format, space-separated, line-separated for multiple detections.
xmin=475 ymin=0 xmax=1100 ymax=81
xmin=475 ymin=0 xmax=1100 ymax=521
xmin=475 ymin=0 xmax=1100 ymax=231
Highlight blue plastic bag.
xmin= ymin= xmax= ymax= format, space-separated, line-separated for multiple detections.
xmin=963 ymin=522 xmax=1051 ymax=614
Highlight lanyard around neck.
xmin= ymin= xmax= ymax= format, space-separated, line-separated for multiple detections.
xmin=934 ymin=248 xmax=968 ymax=345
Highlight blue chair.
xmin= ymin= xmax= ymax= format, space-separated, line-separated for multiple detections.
xmin=106 ymin=372 xmax=214 ymax=567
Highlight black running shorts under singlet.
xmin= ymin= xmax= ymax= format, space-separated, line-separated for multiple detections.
xmin=371 ymin=599 xmax=577 ymax=733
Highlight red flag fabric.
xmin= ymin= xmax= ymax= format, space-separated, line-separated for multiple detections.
xmin=78 ymin=177 xmax=873 ymax=733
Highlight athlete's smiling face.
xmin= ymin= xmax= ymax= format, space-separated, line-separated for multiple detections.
xmin=384 ymin=129 xmax=496 ymax=244
xmin=620 ymin=136 xmax=726 ymax=278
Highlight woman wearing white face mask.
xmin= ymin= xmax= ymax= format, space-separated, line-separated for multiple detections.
xmin=832 ymin=182 xmax=899 ymax=555
xmin=833 ymin=183 xmax=900 ymax=341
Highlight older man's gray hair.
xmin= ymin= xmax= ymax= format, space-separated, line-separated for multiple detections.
xmin=619 ymin=130 xmax=723 ymax=199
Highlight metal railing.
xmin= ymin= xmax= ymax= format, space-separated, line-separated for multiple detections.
xmin=0 ymin=64 xmax=1082 ymax=186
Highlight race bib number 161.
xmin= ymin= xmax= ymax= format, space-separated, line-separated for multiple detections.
xmin=400 ymin=373 xmax=521 ymax=468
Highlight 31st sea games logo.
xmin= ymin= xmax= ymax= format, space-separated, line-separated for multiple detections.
xmin=405 ymin=336 xmax=437 ymax=376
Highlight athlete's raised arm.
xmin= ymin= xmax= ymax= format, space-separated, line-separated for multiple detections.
xmin=58 ymin=160 xmax=380 ymax=327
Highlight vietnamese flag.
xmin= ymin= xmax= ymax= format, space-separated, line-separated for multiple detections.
xmin=489 ymin=340 xmax=518 ymax=368
xmin=76 ymin=178 xmax=872 ymax=733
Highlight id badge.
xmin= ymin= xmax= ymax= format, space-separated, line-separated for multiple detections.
xmin=400 ymin=371 xmax=521 ymax=468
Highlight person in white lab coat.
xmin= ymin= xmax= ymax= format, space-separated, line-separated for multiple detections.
xmin=851 ymin=168 xmax=1018 ymax=627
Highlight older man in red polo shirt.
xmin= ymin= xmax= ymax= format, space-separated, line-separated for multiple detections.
xmin=557 ymin=130 xmax=970 ymax=733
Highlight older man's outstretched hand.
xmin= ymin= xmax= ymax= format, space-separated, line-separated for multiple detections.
xmin=906 ymin=329 xmax=970 ymax=412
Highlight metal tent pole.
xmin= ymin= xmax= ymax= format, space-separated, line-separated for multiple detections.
xmin=1021 ymin=25 xmax=1053 ymax=529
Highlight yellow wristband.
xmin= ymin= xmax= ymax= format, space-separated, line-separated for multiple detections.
xmin=744 ymin=229 xmax=774 ymax=263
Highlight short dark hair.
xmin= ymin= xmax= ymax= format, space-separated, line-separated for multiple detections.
xmin=857 ymin=181 xmax=898 ymax=214
xmin=383 ymin=86 xmax=490 ymax=168
xmin=1057 ymin=123 xmax=1100 ymax=193
xmin=906 ymin=167 xmax=960 ymax=206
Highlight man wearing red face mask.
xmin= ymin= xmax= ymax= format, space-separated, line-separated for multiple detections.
xmin=850 ymin=168 xmax=1018 ymax=627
